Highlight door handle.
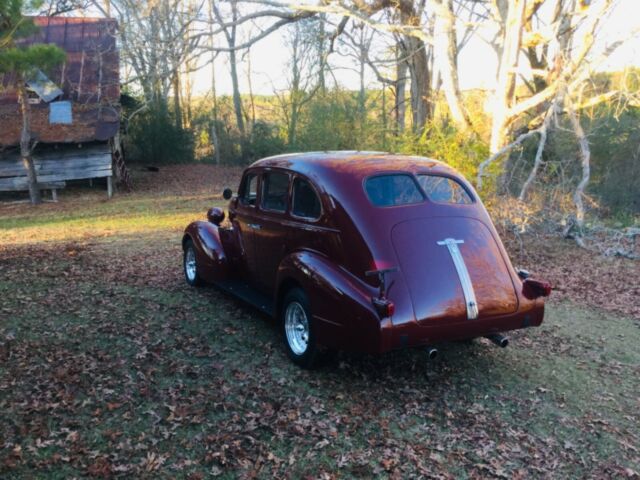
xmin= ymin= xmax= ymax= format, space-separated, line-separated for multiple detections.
xmin=248 ymin=223 xmax=262 ymax=230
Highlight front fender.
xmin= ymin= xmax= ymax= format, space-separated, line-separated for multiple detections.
xmin=183 ymin=221 xmax=229 ymax=283
xmin=276 ymin=251 xmax=392 ymax=353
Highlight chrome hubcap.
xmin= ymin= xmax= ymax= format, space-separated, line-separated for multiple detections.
xmin=185 ymin=247 xmax=197 ymax=281
xmin=285 ymin=301 xmax=309 ymax=355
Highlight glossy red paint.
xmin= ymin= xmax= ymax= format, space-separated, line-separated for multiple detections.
xmin=183 ymin=152 xmax=549 ymax=355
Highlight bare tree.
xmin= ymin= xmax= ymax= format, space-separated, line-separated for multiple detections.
xmin=432 ymin=0 xmax=471 ymax=129
xmin=212 ymin=0 xmax=245 ymax=136
xmin=91 ymin=0 xmax=203 ymax=104
xmin=207 ymin=0 xmax=221 ymax=164
xmin=276 ymin=19 xmax=325 ymax=146
xmin=337 ymin=22 xmax=376 ymax=133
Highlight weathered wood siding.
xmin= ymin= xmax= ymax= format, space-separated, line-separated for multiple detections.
xmin=0 ymin=144 xmax=112 ymax=191
xmin=0 ymin=17 xmax=120 ymax=147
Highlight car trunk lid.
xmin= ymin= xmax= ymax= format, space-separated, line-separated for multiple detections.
xmin=391 ymin=217 xmax=518 ymax=324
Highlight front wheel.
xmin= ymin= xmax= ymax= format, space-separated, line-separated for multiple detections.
xmin=282 ymin=288 xmax=318 ymax=368
xmin=183 ymin=238 xmax=204 ymax=287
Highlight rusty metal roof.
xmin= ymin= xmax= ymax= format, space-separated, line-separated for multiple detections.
xmin=26 ymin=70 xmax=64 ymax=102
xmin=0 ymin=16 xmax=120 ymax=147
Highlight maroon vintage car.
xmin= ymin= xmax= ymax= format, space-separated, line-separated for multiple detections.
xmin=182 ymin=152 xmax=551 ymax=367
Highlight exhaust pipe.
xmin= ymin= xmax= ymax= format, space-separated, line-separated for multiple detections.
xmin=485 ymin=334 xmax=509 ymax=348
xmin=425 ymin=347 xmax=438 ymax=360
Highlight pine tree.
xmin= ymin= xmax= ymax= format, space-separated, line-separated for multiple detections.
xmin=0 ymin=1 xmax=65 ymax=204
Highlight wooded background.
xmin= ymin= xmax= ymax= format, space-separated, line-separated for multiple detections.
xmin=10 ymin=0 xmax=640 ymax=246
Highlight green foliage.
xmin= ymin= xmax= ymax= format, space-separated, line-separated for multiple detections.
xmin=125 ymin=100 xmax=194 ymax=164
xmin=295 ymin=92 xmax=360 ymax=151
xmin=246 ymin=120 xmax=286 ymax=160
xmin=1 ymin=0 xmax=40 ymax=42
xmin=391 ymin=121 xmax=490 ymax=182
xmin=0 ymin=0 xmax=65 ymax=75
xmin=502 ymin=72 xmax=640 ymax=216
xmin=588 ymin=106 xmax=640 ymax=215
xmin=0 ymin=43 xmax=65 ymax=74
xmin=128 ymin=69 xmax=638 ymax=217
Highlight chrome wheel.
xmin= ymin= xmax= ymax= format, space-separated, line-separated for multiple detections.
xmin=185 ymin=246 xmax=197 ymax=281
xmin=285 ymin=301 xmax=309 ymax=355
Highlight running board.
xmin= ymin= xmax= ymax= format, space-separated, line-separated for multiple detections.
xmin=214 ymin=279 xmax=275 ymax=317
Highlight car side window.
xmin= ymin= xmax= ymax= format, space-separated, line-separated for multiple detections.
xmin=292 ymin=177 xmax=321 ymax=220
xmin=417 ymin=175 xmax=473 ymax=204
xmin=261 ymin=172 xmax=289 ymax=212
xmin=240 ymin=173 xmax=258 ymax=206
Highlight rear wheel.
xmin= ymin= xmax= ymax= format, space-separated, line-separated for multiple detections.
xmin=282 ymin=288 xmax=318 ymax=368
xmin=183 ymin=238 xmax=204 ymax=287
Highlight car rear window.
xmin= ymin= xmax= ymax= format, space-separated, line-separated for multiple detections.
xmin=365 ymin=174 xmax=425 ymax=207
xmin=292 ymin=178 xmax=321 ymax=219
xmin=261 ymin=172 xmax=289 ymax=212
xmin=417 ymin=175 xmax=473 ymax=204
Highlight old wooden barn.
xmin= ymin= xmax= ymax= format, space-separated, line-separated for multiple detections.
xmin=0 ymin=16 xmax=125 ymax=199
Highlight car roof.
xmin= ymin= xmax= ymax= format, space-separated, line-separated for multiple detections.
xmin=249 ymin=151 xmax=462 ymax=181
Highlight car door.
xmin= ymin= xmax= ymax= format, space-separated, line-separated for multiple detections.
xmin=287 ymin=175 xmax=333 ymax=256
xmin=229 ymin=170 xmax=262 ymax=282
xmin=252 ymin=169 xmax=292 ymax=293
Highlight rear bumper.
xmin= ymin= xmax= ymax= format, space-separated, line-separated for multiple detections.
xmin=375 ymin=301 xmax=545 ymax=354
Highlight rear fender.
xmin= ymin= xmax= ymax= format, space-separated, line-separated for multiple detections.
xmin=276 ymin=251 xmax=390 ymax=353
xmin=183 ymin=222 xmax=229 ymax=283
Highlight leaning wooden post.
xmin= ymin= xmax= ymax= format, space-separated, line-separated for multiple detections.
xmin=17 ymin=80 xmax=41 ymax=204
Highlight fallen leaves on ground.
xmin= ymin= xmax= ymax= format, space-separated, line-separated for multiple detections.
xmin=0 ymin=165 xmax=638 ymax=478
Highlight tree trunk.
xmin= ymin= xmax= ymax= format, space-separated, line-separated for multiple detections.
xmin=406 ymin=35 xmax=432 ymax=131
xmin=247 ymin=48 xmax=256 ymax=132
xmin=229 ymin=47 xmax=245 ymax=135
xmin=433 ymin=0 xmax=472 ymax=130
xmin=567 ymin=99 xmax=591 ymax=239
xmin=17 ymin=82 xmax=41 ymax=205
xmin=318 ymin=13 xmax=326 ymax=94
xmin=381 ymin=84 xmax=387 ymax=149
xmin=397 ymin=2 xmax=432 ymax=132
xmin=490 ymin=0 xmax=526 ymax=153
xmin=288 ymin=111 xmax=298 ymax=147
xmin=183 ymin=67 xmax=192 ymax=128
xmin=208 ymin=0 xmax=221 ymax=165
xmin=518 ymin=102 xmax=556 ymax=200
xmin=395 ymin=46 xmax=407 ymax=133
xmin=173 ymin=71 xmax=183 ymax=131
xmin=358 ymin=36 xmax=367 ymax=136
xmin=287 ymin=28 xmax=302 ymax=147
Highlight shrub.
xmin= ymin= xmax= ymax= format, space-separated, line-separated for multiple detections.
xmin=245 ymin=120 xmax=286 ymax=161
xmin=390 ymin=121 xmax=490 ymax=182
xmin=125 ymin=100 xmax=194 ymax=164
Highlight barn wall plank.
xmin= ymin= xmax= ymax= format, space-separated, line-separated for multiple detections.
xmin=0 ymin=168 xmax=111 ymax=189
xmin=0 ymin=143 xmax=113 ymax=192
xmin=0 ymin=156 xmax=112 ymax=177
xmin=0 ymin=180 xmax=66 ymax=191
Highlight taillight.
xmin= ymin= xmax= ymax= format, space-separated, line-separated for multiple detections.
xmin=372 ymin=297 xmax=395 ymax=318
xmin=523 ymin=279 xmax=552 ymax=299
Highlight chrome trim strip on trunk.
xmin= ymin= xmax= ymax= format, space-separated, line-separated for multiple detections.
xmin=437 ymin=238 xmax=479 ymax=320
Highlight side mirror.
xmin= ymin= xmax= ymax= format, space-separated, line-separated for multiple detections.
xmin=207 ymin=207 xmax=225 ymax=226
xmin=222 ymin=188 xmax=233 ymax=200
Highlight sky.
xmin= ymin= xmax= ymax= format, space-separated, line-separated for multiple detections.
xmin=191 ymin=0 xmax=640 ymax=97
